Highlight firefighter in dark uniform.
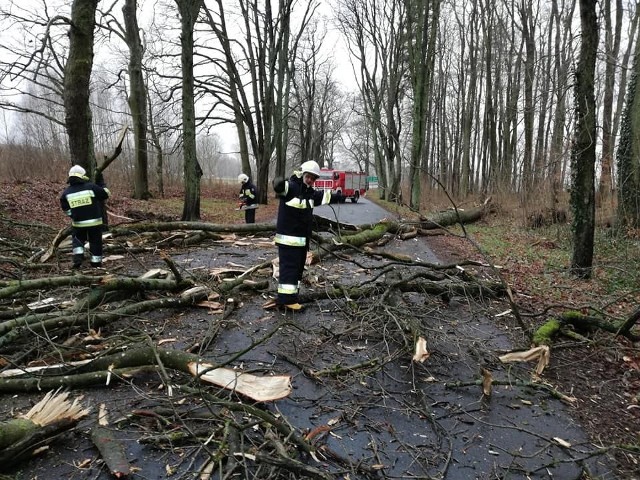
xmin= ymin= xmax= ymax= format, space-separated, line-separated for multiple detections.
xmin=272 ymin=160 xmax=334 ymax=311
xmin=60 ymin=165 xmax=111 ymax=269
xmin=238 ymin=173 xmax=258 ymax=224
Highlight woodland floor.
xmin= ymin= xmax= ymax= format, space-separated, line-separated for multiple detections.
xmin=0 ymin=180 xmax=638 ymax=479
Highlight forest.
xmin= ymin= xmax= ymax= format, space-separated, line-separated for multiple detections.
xmin=2 ymin=0 xmax=639 ymax=275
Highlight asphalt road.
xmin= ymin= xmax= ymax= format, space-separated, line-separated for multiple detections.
xmin=314 ymin=195 xmax=394 ymax=225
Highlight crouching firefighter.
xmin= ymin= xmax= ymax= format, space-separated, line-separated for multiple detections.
xmin=60 ymin=165 xmax=111 ymax=269
xmin=272 ymin=160 xmax=336 ymax=312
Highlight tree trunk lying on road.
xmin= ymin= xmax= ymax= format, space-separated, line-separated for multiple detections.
xmin=39 ymin=199 xmax=494 ymax=264
xmin=419 ymin=200 xmax=495 ymax=230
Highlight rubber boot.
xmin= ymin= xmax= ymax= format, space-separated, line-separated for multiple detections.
xmin=72 ymin=254 xmax=83 ymax=269
xmin=282 ymin=303 xmax=304 ymax=312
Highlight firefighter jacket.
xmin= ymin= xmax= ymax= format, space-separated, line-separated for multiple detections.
xmin=239 ymin=180 xmax=257 ymax=206
xmin=60 ymin=176 xmax=111 ymax=228
xmin=274 ymin=172 xmax=332 ymax=248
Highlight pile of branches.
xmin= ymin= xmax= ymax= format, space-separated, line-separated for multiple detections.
xmin=0 ymin=218 xmax=509 ymax=477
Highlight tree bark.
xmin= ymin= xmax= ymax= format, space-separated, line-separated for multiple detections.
xmin=123 ymin=0 xmax=151 ymax=200
xmin=177 ymin=0 xmax=204 ymax=221
xmin=570 ymin=0 xmax=598 ymax=278
xmin=63 ymin=0 xmax=99 ymax=170
xmin=419 ymin=202 xmax=493 ymax=230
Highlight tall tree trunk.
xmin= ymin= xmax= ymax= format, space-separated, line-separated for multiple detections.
xmin=570 ymin=0 xmax=598 ymax=278
xmin=177 ymin=0 xmax=204 ymax=221
xmin=534 ymin=7 xmax=553 ymax=195
xmin=407 ymin=1 xmax=431 ymax=209
xmin=459 ymin=1 xmax=479 ymax=197
xmin=501 ymin=33 xmax=523 ymax=193
xmin=63 ymin=0 xmax=99 ymax=172
xmin=598 ymin=0 xmax=623 ymax=209
xmin=123 ymin=0 xmax=151 ymax=200
xmin=481 ymin=3 xmax=497 ymax=195
xmin=616 ymin=24 xmax=640 ymax=229
xmin=520 ymin=1 xmax=535 ymax=196
xmin=147 ymin=86 xmax=164 ymax=198
xmin=549 ymin=0 xmax=574 ymax=212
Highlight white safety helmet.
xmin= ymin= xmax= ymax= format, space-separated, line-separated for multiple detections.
xmin=300 ymin=160 xmax=321 ymax=178
xmin=238 ymin=173 xmax=249 ymax=183
xmin=68 ymin=165 xmax=87 ymax=178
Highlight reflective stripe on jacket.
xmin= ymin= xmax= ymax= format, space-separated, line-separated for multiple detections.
xmin=274 ymin=173 xmax=332 ymax=247
xmin=60 ymin=178 xmax=110 ymax=228
xmin=239 ymin=180 xmax=257 ymax=206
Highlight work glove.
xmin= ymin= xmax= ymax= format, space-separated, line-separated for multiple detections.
xmin=273 ymin=177 xmax=285 ymax=194
xmin=96 ymin=172 xmax=105 ymax=186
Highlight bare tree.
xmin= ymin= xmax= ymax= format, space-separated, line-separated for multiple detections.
xmin=0 ymin=2 xmax=68 ymax=134
xmin=548 ymin=0 xmax=576 ymax=213
xmin=200 ymin=0 xmax=318 ymax=204
xmin=64 ymin=0 xmax=99 ymax=173
xmin=570 ymin=0 xmax=598 ymax=278
xmin=287 ymin=23 xmax=348 ymax=171
xmin=406 ymin=0 xmax=441 ymax=209
xmin=176 ymin=0 xmax=204 ymax=221
xmin=336 ymin=0 xmax=407 ymax=202
xmin=340 ymin=102 xmax=373 ymax=173
xmin=122 ymin=0 xmax=151 ymax=199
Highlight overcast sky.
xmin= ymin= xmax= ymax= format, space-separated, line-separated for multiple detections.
xmin=0 ymin=0 xmax=358 ymax=157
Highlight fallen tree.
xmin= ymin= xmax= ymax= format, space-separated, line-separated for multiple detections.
xmin=37 ymin=199 xmax=496 ymax=264
xmin=3 ymin=210 xmax=628 ymax=478
xmin=418 ymin=201 xmax=494 ymax=230
xmin=532 ymin=309 xmax=640 ymax=344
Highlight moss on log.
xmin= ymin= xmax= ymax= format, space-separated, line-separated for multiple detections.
xmin=532 ymin=318 xmax=562 ymax=345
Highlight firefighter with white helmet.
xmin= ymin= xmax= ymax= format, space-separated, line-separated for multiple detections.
xmin=300 ymin=160 xmax=321 ymax=177
xmin=270 ymin=160 xmax=337 ymax=311
xmin=237 ymin=173 xmax=258 ymax=223
xmin=60 ymin=165 xmax=110 ymax=269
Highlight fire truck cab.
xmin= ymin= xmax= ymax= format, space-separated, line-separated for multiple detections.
xmin=316 ymin=169 xmax=368 ymax=203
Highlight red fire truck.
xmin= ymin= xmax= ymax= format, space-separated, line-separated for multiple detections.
xmin=316 ymin=169 xmax=368 ymax=203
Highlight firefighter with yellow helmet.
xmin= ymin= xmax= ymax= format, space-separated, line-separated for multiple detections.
xmin=271 ymin=160 xmax=336 ymax=311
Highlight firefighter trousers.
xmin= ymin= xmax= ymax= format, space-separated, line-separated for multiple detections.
xmin=277 ymin=244 xmax=307 ymax=305
xmin=72 ymin=226 xmax=104 ymax=265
